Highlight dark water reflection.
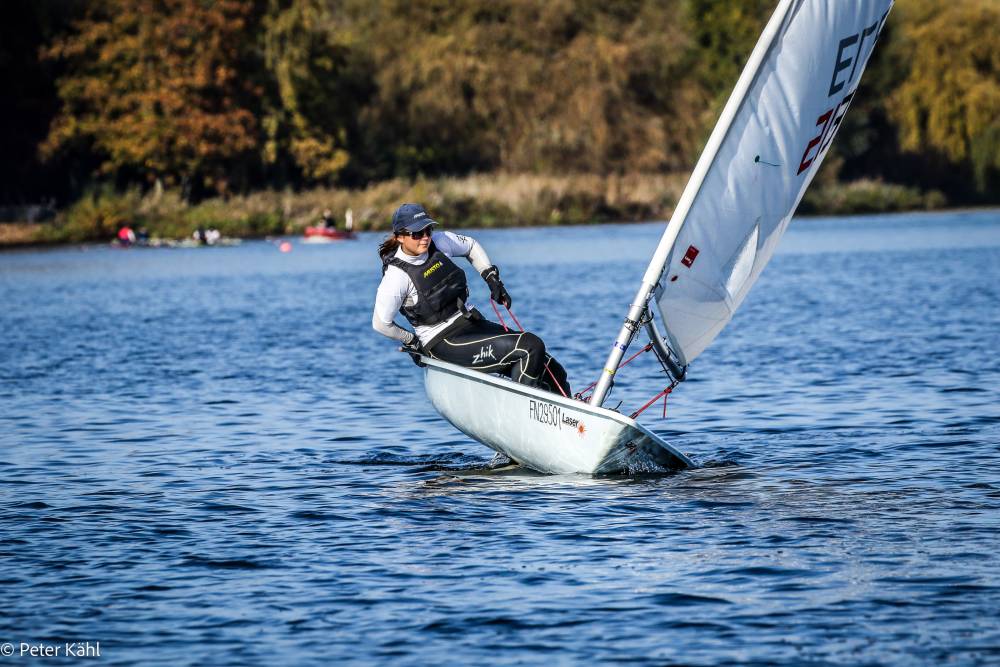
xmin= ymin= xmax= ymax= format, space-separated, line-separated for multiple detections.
xmin=1 ymin=210 xmax=999 ymax=665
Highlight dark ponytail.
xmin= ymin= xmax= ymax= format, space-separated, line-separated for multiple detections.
xmin=378 ymin=234 xmax=399 ymax=272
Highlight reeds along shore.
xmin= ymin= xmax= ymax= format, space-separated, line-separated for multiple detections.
xmin=1 ymin=173 xmax=947 ymax=247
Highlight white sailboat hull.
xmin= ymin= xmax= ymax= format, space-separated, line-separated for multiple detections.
xmin=422 ymin=358 xmax=693 ymax=475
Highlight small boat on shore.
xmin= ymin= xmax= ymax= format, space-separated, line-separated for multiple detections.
xmin=303 ymin=226 xmax=356 ymax=243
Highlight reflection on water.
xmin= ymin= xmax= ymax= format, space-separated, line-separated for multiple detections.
xmin=1 ymin=210 xmax=999 ymax=665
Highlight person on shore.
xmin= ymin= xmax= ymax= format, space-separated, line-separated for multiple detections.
xmin=372 ymin=203 xmax=570 ymax=395
xmin=319 ymin=209 xmax=336 ymax=230
xmin=117 ymin=224 xmax=136 ymax=246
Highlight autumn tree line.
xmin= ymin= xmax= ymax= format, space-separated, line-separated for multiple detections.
xmin=1 ymin=0 xmax=997 ymax=239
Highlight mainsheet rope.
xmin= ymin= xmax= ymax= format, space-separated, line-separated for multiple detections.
xmin=490 ymin=299 xmax=569 ymax=398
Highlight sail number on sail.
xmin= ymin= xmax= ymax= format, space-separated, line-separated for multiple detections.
xmin=798 ymin=8 xmax=891 ymax=175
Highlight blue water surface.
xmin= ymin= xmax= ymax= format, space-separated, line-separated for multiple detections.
xmin=1 ymin=210 xmax=999 ymax=665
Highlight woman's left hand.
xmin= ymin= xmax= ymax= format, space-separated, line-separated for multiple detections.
xmin=481 ymin=265 xmax=512 ymax=308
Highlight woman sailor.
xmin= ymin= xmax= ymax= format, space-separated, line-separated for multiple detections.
xmin=373 ymin=203 xmax=570 ymax=395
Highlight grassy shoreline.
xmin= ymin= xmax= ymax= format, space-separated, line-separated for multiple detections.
xmin=0 ymin=173 xmax=952 ymax=247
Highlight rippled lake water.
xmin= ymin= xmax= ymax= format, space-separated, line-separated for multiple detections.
xmin=2 ymin=210 xmax=999 ymax=665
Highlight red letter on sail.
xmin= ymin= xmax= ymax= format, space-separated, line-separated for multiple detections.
xmin=798 ymin=109 xmax=833 ymax=175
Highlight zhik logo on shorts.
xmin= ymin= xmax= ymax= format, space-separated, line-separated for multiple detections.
xmin=473 ymin=344 xmax=495 ymax=364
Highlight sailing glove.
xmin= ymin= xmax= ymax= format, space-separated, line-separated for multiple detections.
xmin=401 ymin=337 xmax=427 ymax=367
xmin=481 ymin=265 xmax=512 ymax=309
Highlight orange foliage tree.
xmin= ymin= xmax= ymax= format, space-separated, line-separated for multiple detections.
xmin=42 ymin=0 xmax=260 ymax=197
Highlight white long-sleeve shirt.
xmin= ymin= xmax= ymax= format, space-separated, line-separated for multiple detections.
xmin=372 ymin=231 xmax=493 ymax=346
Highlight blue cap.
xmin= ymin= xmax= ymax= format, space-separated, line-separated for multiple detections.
xmin=391 ymin=203 xmax=437 ymax=233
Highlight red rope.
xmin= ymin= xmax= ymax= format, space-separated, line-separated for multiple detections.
xmin=490 ymin=299 xmax=509 ymax=331
xmin=544 ymin=360 xmax=569 ymax=398
xmin=629 ymin=385 xmax=673 ymax=420
xmin=507 ymin=309 xmax=524 ymax=332
xmin=577 ymin=342 xmax=654 ymax=400
xmin=493 ymin=299 xmax=568 ymax=398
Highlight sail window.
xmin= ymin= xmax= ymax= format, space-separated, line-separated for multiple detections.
xmin=724 ymin=224 xmax=760 ymax=298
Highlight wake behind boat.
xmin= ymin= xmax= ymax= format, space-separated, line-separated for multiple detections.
xmin=417 ymin=0 xmax=895 ymax=475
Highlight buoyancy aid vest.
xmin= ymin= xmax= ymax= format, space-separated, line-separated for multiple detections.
xmin=384 ymin=242 xmax=470 ymax=327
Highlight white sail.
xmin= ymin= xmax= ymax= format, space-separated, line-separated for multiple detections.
xmin=654 ymin=0 xmax=894 ymax=365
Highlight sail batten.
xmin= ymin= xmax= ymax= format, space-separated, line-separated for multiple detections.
xmin=652 ymin=0 xmax=894 ymax=366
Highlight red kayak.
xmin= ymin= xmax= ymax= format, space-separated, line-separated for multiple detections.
xmin=303 ymin=227 xmax=357 ymax=242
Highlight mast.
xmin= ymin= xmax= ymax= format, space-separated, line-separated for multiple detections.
xmin=588 ymin=0 xmax=796 ymax=408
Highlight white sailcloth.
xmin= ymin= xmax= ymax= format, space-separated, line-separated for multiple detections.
xmin=655 ymin=0 xmax=894 ymax=365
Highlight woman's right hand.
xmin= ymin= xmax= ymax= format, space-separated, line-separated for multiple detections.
xmin=401 ymin=337 xmax=427 ymax=367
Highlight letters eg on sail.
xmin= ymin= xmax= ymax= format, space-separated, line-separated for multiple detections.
xmin=650 ymin=0 xmax=894 ymax=367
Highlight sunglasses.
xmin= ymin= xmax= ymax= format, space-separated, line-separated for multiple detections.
xmin=398 ymin=227 xmax=434 ymax=240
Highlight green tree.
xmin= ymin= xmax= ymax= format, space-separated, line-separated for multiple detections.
xmin=360 ymin=0 xmax=700 ymax=177
xmin=42 ymin=0 xmax=262 ymax=198
xmin=483 ymin=0 xmax=701 ymax=173
xmin=683 ymin=0 xmax=771 ymax=103
xmin=261 ymin=0 xmax=374 ymax=184
xmin=887 ymin=0 xmax=1000 ymax=195
xmin=358 ymin=0 xmax=499 ymax=178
